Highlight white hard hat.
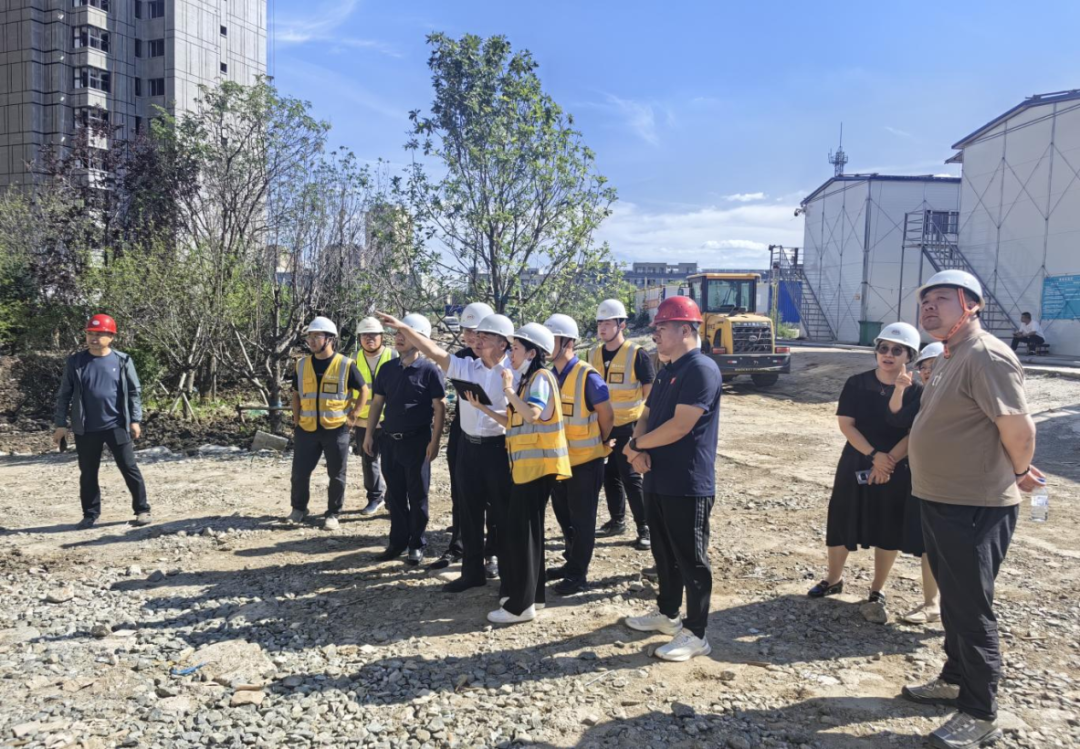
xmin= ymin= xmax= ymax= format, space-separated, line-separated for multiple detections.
xmin=460 ymin=302 xmax=495 ymax=330
xmin=356 ymin=317 xmax=385 ymax=335
xmin=544 ymin=313 xmax=579 ymax=340
xmin=915 ymin=342 xmax=945 ymax=365
xmin=875 ymin=322 xmax=921 ymax=353
xmin=514 ymin=323 xmax=555 ymax=355
xmin=306 ymin=316 xmax=338 ymax=336
xmin=400 ymin=313 xmax=432 ymax=339
xmin=596 ymin=298 xmax=628 ymax=321
xmin=917 ymin=270 xmax=983 ymax=303
xmin=475 ymin=314 xmax=515 ymax=340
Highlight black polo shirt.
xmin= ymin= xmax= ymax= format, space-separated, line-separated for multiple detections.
xmin=642 ymin=348 xmax=722 ymax=497
xmin=373 ymin=355 xmax=446 ymax=433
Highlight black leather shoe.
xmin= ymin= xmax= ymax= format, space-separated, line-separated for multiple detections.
xmin=374 ymin=547 xmax=406 ymax=562
xmin=598 ymin=520 xmax=626 ymax=537
xmin=360 ymin=498 xmax=384 ymax=516
xmin=808 ymin=579 xmax=844 ymax=598
xmin=76 ymin=516 xmax=96 ymax=530
xmin=484 ymin=556 xmax=499 ymax=580
xmin=426 ymin=551 xmax=461 ymax=571
xmin=642 ymin=566 xmax=659 ymax=582
xmin=553 ymin=577 xmax=588 ymax=596
xmin=546 ymin=565 xmax=568 ymax=581
xmin=442 ymin=576 xmax=486 ymax=593
xmin=407 ymin=548 xmax=425 ymax=566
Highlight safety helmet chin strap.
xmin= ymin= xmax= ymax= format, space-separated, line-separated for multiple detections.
xmin=926 ymin=287 xmax=979 ymax=359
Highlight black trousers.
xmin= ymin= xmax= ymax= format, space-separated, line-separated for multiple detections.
xmin=921 ymin=499 xmax=1019 ymax=722
xmin=456 ymin=437 xmax=511 ymax=583
xmin=646 ymin=492 xmax=715 ymax=639
xmin=352 ymin=426 xmax=386 ymax=503
xmin=604 ymin=430 xmax=646 ymax=531
xmin=1011 ymin=334 xmax=1044 ymax=352
xmin=74 ymin=427 xmax=149 ymax=520
xmin=502 ymin=475 xmax=555 ymax=616
xmin=551 ymin=457 xmax=605 ymax=583
xmin=291 ymin=426 xmax=349 ymax=516
xmin=444 ymin=422 xmax=496 ymax=558
xmin=380 ymin=430 xmax=431 ymax=551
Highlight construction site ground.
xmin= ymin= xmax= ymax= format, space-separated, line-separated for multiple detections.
xmin=0 ymin=346 xmax=1078 ymax=748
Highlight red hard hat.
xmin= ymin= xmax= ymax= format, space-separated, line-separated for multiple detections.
xmin=652 ymin=296 xmax=703 ymax=325
xmin=86 ymin=314 xmax=117 ymax=334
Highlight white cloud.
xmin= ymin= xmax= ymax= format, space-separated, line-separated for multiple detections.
xmin=883 ymin=125 xmax=914 ymax=140
xmin=723 ymin=192 xmax=766 ymax=203
xmin=603 ymin=94 xmax=660 ymax=145
xmin=274 ymin=0 xmax=400 ymax=57
xmin=597 ymin=201 xmax=803 ymax=268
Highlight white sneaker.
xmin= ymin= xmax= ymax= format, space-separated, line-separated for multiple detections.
xmin=323 ymin=516 xmax=340 ymax=531
xmin=500 ymin=596 xmax=544 ymax=610
xmin=625 ymin=608 xmax=683 ymax=636
xmin=654 ymin=630 xmax=711 ymax=662
xmin=487 ymin=605 xmax=536 ymax=624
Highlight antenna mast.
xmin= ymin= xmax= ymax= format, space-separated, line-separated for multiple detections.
xmin=828 ymin=124 xmax=848 ymax=177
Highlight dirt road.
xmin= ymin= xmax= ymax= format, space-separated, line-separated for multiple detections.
xmin=0 ymin=347 xmax=1077 ymax=748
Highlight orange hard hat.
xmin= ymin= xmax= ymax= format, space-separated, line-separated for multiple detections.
xmin=652 ymin=296 xmax=703 ymax=325
xmin=86 ymin=314 xmax=117 ymax=334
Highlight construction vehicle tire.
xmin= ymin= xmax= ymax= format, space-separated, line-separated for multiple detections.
xmin=751 ymin=373 xmax=779 ymax=388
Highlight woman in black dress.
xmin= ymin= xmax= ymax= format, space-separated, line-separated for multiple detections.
xmin=808 ymin=322 xmax=924 ymax=621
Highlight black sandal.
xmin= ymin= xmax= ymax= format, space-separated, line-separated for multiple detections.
xmin=808 ymin=579 xmax=843 ymax=598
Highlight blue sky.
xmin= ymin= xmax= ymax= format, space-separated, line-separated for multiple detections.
xmin=269 ymin=0 xmax=1080 ymax=269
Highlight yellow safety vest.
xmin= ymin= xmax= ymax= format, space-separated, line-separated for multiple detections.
xmin=558 ymin=360 xmax=611 ymax=467
xmin=506 ymin=369 xmax=572 ymax=485
xmin=296 ymin=353 xmax=354 ymax=432
xmin=589 ymin=340 xmax=644 ymax=427
xmin=354 ymin=347 xmax=394 ymax=421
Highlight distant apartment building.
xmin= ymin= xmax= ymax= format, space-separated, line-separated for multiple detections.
xmin=0 ymin=0 xmax=267 ymax=188
xmin=623 ymin=261 xmax=699 ymax=288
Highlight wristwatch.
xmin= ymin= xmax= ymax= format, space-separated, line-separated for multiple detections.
xmin=629 ymin=437 xmax=642 ymax=452
xmin=868 ymin=449 xmax=879 ymax=459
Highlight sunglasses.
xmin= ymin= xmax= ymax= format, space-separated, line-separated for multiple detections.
xmin=875 ymin=343 xmax=907 ymax=357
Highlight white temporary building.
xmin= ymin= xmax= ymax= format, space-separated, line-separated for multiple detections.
xmin=798 ymin=174 xmax=961 ymax=343
xmin=948 ymin=90 xmax=1080 ymax=356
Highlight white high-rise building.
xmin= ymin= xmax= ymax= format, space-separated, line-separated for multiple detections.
xmin=0 ymin=0 xmax=266 ymax=187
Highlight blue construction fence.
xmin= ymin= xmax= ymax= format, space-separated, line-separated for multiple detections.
xmin=768 ymin=280 xmax=803 ymax=325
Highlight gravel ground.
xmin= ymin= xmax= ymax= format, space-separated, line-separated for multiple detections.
xmin=0 ymin=347 xmax=1077 ymax=748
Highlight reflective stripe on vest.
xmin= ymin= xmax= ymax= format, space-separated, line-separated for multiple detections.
xmin=589 ymin=341 xmax=644 ymax=427
xmin=297 ymin=353 xmax=353 ymax=432
xmin=355 ymin=347 xmax=393 ymax=421
xmin=506 ymin=369 xmax=572 ymax=484
xmin=559 ymin=361 xmax=610 ymax=467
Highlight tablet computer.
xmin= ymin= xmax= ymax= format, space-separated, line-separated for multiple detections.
xmin=450 ymin=378 xmax=493 ymax=406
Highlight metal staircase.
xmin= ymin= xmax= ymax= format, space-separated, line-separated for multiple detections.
xmin=902 ymin=211 xmax=1018 ymax=339
xmin=768 ymin=245 xmax=836 ymax=341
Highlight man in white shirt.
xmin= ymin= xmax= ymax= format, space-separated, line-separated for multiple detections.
xmin=377 ymin=310 xmax=519 ymax=594
xmin=1010 ymin=313 xmax=1045 ymax=354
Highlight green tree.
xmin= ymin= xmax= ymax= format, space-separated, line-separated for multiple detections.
xmin=401 ymin=33 xmax=620 ymax=320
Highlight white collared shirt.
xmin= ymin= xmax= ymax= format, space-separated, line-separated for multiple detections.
xmin=447 ymin=353 xmax=520 ymax=437
xmin=1018 ymin=320 xmax=1044 ymax=337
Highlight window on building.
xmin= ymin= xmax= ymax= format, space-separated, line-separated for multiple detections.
xmin=148 ymin=0 xmax=164 ymax=18
xmin=73 ymin=25 xmax=110 ymax=52
xmin=81 ymin=148 xmax=108 ymax=172
xmin=74 ymin=0 xmax=110 ymax=11
xmin=74 ymin=106 xmax=110 ymax=129
xmin=135 ymin=39 xmax=142 ymax=57
xmin=220 ymin=62 xmax=228 ymax=73
xmin=220 ymin=25 xmax=227 ymax=36
xmin=148 ymin=38 xmax=164 ymax=57
xmin=135 ymin=77 xmax=142 ymax=96
xmin=73 ymin=66 xmax=111 ymax=93
xmin=149 ymin=77 xmax=165 ymax=96
xmin=134 ymin=0 xmax=141 ymax=18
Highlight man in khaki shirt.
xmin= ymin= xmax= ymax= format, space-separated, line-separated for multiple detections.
xmin=903 ymin=270 xmax=1046 ymax=749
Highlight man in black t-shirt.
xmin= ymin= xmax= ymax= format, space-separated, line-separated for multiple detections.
xmin=623 ymin=297 xmax=721 ymax=663
xmin=289 ymin=317 xmax=368 ymax=531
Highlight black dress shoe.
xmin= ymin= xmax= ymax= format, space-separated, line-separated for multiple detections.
xmin=360 ymin=498 xmax=384 ymax=516
xmin=641 ymin=566 xmax=659 ymax=582
xmin=374 ymin=547 xmax=406 ymax=562
xmin=407 ymin=548 xmax=425 ymax=566
xmin=546 ymin=565 xmax=568 ymax=581
xmin=553 ymin=577 xmax=588 ymax=596
xmin=598 ymin=520 xmax=626 ymax=537
xmin=426 ymin=551 xmax=461 ymax=571
xmin=76 ymin=516 xmax=96 ymax=530
xmin=442 ymin=576 xmax=486 ymax=593
xmin=484 ymin=556 xmax=499 ymax=579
